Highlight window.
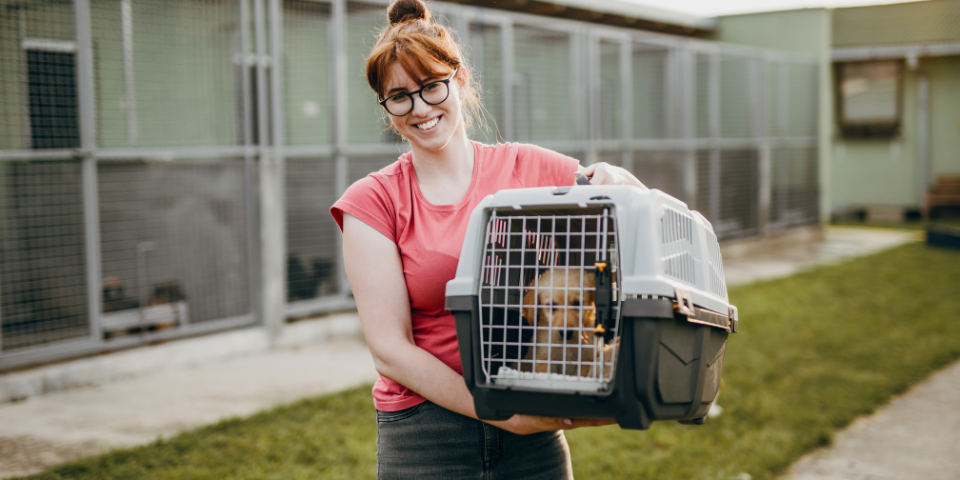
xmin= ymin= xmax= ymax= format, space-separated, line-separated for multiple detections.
xmin=836 ymin=60 xmax=902 ymax=137
xmin=25 ymin=49 xmax=81 ymax=149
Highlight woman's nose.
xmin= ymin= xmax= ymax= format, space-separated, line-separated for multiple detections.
xmin=410 ymin=94 xmax=432 ymax=116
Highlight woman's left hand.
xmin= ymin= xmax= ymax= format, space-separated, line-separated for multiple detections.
xmin=490 ymin=414 xmax=617 ymax=435
xmin=578 ymin=162 xmax=647 ymax=189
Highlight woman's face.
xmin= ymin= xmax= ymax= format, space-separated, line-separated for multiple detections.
xmin=382 ymin=62 xmax=466 ymax=155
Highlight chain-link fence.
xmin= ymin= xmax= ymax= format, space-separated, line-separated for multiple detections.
xmin=0 ymin=0 xmax=818 ymax=370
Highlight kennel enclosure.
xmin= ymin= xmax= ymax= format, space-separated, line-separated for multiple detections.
xmin=446 ymin=184 xmax=738 ymax=429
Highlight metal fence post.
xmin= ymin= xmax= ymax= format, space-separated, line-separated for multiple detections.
xmin=755 ymin=56 xmax=770 ymax=237
xmin=332 ymin=0 xmax=350 ymax=298
xmin=501 ymin=18 xmax=515 ymax=142
xmin=620 ymin=36 xmax=632 ymax=172
xmin=240 ymin=0 xmax=262 ymax=329
xmin=254 ymin=0 xmax=284 ymax=342
xmin=708 ymin=51 xmax=721 ymax=225
xmin=75 ymin=0 xmax=104 ymax=343
xmin=680 ymin=45 xmax=697 ymax=207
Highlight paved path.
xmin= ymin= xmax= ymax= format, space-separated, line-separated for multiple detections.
xmin=0 ymin=227 xmax=936 ymax=479
xmin=782 ymin=360 xmax=960 ymax=480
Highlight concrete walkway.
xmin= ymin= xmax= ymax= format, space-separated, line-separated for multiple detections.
xmin=0 ymin=226 xmax=936 ymax=478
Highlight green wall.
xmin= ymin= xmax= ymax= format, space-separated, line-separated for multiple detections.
xmin=711 ymin=8 xmax=834 ymax=222
xmin=831 ymin=55 xmax=960 ymax=210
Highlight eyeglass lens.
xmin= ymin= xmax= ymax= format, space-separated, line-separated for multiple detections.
xmin=384 ymin=81 xmax=449 ymax=116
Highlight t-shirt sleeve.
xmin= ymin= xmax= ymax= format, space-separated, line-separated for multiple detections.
xmin=514 ymin=143 xmax=581 ymax=188
xmin=330 ymin=175 xmax=397 ymax=243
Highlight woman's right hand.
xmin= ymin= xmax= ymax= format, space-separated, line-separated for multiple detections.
xmin=490 ymin=414 xmax=617 ymax=435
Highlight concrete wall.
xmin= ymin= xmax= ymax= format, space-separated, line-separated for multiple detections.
xmin=709 ymin=8 xmax=834 ymax=223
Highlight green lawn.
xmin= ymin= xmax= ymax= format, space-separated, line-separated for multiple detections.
xmin=21 ymin=240 xmax=960 ymax=480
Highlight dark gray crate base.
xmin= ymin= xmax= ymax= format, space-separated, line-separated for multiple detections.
xmin=453 ymin=297 xmax=728 ymax=430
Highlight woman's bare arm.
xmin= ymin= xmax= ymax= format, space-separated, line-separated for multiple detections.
xmin=342 ymin=213 xmax=613 ymax=434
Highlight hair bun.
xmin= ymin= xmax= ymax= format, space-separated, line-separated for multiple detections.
xmin=388 ymin=0 xmax=430 ymax=25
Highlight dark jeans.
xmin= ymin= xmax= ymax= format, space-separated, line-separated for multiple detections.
xmin=376 ymin=402 xmax=573 ymax=480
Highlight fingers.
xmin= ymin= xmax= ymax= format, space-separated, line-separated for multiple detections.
xmin=561 ymin=418 xmax=618 ymax=429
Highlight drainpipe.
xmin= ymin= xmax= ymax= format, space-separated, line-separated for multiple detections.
xmin=918 ymin=72 xmax=929 ymax=212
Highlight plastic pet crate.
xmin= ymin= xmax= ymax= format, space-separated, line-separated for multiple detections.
xmin=445 ymin=184 xmax=738 ymax=429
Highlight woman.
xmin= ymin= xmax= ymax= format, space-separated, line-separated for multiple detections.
xmin=330 ymin=0 xmax=645 ymax=477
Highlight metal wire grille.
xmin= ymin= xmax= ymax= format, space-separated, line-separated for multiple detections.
xmin=90 ymin=0 xmax=241 ymax=148
xmin=0 ymin=0 xmax=820 ymax=368
xmin=98 ymin=159 xmax=251 ymax=336
xmin=631 ymin=151 xmax=679 ymax=198
xmin=771 ymin=147 xmax=819 ymax=230
xmin=597 ymin=39 xmax=621 ymax=141
xmin=513 ymin=25 xmax=574 ymax=142
xmin=0 ymin=160 xmax=89 ymax=351
xmin=477 ymin=209 xmax=621 ymax=393
xmin=346 ymin=1 xmax=395 ymax=145
xmin=720 ymin=54 xmax=752 ymax=138
xmin=283 ymin=0 xmax=333 ymax=146
xmin=717 ymin=150 xmax=760 ymax=238
xmin=465 ymin=21 xmax=503 ymax=144
xmin=348 ymin=153 xmax=401 ymax=184
xmin=633 ymin=44 xmax=669 ymax=139
xmin=286 ymin=158 xmax=339 ymax=302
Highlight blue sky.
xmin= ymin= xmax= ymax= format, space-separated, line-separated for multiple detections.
xmin=618 ymin=0 xmax=926 ymax=17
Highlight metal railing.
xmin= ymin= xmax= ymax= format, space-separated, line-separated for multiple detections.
xmin=0 ymin=0 xmax=818 ymax=370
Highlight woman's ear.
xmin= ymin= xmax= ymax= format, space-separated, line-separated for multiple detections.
xmin=456 ymin=67 xmax=468 ymax=98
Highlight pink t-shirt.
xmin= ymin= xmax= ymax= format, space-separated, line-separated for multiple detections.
xmin=330 ymin=141 xmax=579 ymax=411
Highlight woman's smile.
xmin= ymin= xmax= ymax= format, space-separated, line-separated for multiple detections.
xmin=413 ymin=115 xmax=441 ymax=131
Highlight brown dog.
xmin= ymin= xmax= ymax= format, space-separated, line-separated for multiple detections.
xmin=519 ymin=269 xmax=615 ymax=378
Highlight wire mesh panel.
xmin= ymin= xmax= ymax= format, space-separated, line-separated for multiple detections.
xmin=90 ymin=0 xmax=241 ymax=148
xmin=347 ymin=153 xmax=402 ymax=184
xmin=0 ymin=1 xmax=79 ymax=151
xmin=719 ymin=54 xmax=752 ymax=139
xmin=787 ymin=62 xmax=818 ymax=138
xmin=717 ymin=150 xmax=760 ymax=240
xmin=770 ymin=147 xmax=818 ymax=230
xmin=695 ymin=53 xmax=712 ymax=139
xmin=283 ymin=0 xmax=334 ymax=146
xmin=632 ymin=43 xmax=669 ymax=139
xmin=693 ymin=150 xmax=714 ymax=220
xmin=597 ymin=39 xmax=621 ymax=141
xmin=0 ymin=160 xmax=89 ymax=352
xmin=464 ymin=21 xmax=503 ymax=144
xmin=513 ymin=25 xmax=574 ymax=142
xmin=286 ymin=157 xmax=340 ymax=302
xmin=98 ymin=159 xmax=251 ymax=338
xmin=477 ymin=209 xmax=621 ymax=393
xmin=346 ymin=1 xmax=397 ymax=145
xmin=631 ymin=151 xmax=680 ymax=198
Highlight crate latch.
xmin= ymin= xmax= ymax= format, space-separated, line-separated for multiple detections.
xmin=594 ymin=262 xmax=614 ymax=341
xmin=673 ymin=287 xmax=695 ymax=316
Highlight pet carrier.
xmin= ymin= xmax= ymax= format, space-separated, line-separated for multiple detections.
xmin=445 ymin=183 xmax=738 ymax=430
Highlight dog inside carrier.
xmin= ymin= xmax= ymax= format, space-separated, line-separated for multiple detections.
xmin=447 ymin=184 xmax=738 ymax=430
xmin=477 ymin=206 xmax=621 ymax=393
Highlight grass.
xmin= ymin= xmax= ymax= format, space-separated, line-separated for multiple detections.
xmin=20 ymin=240 xmax=960 ymax=480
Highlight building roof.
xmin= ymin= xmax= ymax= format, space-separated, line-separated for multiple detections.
xmin=833 ymin=0 xmax=960 ymax=47
xmin=441 ymin=0 xmax=716 ymax=36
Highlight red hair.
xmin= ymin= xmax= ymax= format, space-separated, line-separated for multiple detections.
xmin=365 ymin=0 xmax=484 ymax=131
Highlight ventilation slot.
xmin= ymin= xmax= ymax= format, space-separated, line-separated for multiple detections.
xmin=660 ymin=208 xmax=696 ymax=285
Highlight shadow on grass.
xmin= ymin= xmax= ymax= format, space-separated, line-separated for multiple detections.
xmin=20 ymin=243 xmax=960 ymax=480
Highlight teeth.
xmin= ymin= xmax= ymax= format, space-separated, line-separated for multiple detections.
xmin=415 ymin=117 xmax=439 ymax=130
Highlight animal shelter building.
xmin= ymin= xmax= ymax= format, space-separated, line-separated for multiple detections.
xmin=0 ymin=0 xmax=828 ymax=370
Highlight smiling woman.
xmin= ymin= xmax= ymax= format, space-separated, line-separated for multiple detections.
xmin=329 ymin=0 xmax=644 ymax=478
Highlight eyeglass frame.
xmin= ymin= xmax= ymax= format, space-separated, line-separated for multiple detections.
xmin=377 ymin=67 xmax=460 ymax=117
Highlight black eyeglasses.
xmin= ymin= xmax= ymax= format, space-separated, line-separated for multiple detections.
xmin=378 ymin=67 xmax=459 ymax=117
